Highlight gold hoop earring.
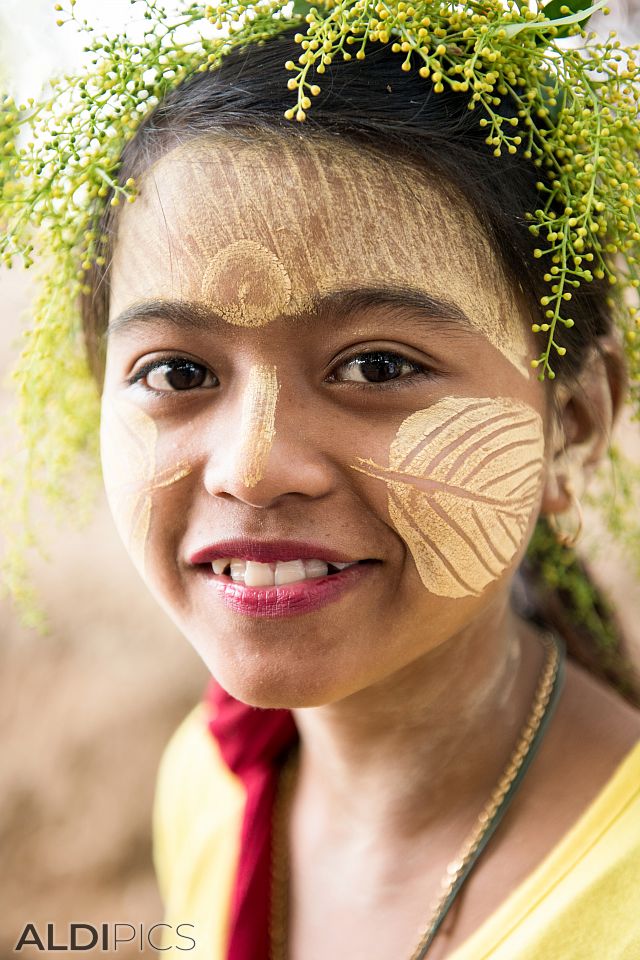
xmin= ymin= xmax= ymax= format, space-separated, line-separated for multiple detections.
xmin=548 ymin=480 xmax=584 ymax=549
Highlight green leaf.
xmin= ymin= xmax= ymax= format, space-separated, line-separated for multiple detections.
xmin=291 ymin=0 xmax=313 ymax=17
xmin=541 ymin=0 xmax=602 ymax=37
xmin=542 ymin=0 xmax=593 ymax=21
xmin=502 ymin=0 xmax=606 ymax=39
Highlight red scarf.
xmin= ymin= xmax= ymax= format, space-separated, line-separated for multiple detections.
xmin=206 ymin=678 xmax=298 ymax=960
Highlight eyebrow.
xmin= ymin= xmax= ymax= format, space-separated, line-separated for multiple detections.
xmin=105 ymin=284 xmax=473 ymax=340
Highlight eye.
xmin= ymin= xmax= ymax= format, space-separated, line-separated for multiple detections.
xmin=130 ymin=358 xmax=219 ymax=392
xmin=332 ymin=351 xmax=425 ymax=384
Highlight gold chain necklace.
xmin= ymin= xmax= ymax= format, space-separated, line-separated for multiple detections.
xmin=269 ymin=632 xmax=564 ymax=960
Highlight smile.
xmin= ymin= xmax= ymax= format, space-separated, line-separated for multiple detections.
xmin=199 ymin=557 xmax=380 ymax=618
xmin=211 ymin=557 xmax=358 ymax=586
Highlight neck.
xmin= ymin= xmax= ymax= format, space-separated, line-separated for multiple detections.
xmin=291 ymin=605 xmax=547 ymax=842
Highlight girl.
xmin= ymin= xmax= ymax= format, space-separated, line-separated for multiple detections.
xmin=4 ymin=5 xmax=640 ymax=958
xmin=94 ymin=33 xmax=640 ymax=960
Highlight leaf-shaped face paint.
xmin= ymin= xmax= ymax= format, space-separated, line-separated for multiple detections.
xmin=100 ymin=400 xmax=192 ymax=573
xmin=352 ymin=397 xmax=545 ymax=598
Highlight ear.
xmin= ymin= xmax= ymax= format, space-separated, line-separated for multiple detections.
xmin=540 ymin=334 xmax=627 ymax=517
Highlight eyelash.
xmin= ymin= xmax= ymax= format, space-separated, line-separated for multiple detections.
xmin=329 ymin=353 xmax=433 ymax=391
xmin=126 ymin=357 xmax=216 ymax=393
xmin=126 ymin=352 xmax=434 ymax=394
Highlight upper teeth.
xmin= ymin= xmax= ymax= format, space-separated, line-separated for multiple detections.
xmin=211 ymin=558 xmax=356 ymax=586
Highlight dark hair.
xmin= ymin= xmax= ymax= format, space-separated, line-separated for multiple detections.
xmin=83 ymin=28 xmax=638 ymax=705
xmin=83 ymin=28 xmax=613 ymax=381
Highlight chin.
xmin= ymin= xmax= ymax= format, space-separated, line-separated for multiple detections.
xmin=192 ymin=636 xmax=357 ymax=710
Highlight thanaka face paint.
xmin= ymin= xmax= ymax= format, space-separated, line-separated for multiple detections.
xmin=201 ymin=239 xmax=292 ymax=327
xmin=101 ymin=136 xmax=553 ymax=711
xmin=100 ymin=367 xmax=279 ymax=547
xmin=100 ymin=398 xmax=192 ymax=574
xmin=237 ymin=364 xmax=280 ymax=488
xmin=110 ymin=136 xmax=533 ymax=376
xmin=353 ymin=397 xmax=545 ymax=598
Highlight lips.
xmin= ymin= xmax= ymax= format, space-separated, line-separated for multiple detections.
xmin=199 ymin=562 xmax=375 ymax=617
xmin=188 ymin=539 xmax=378 ymax=617
xmin=188 ymin=539 xmax=362 ymax=566
xmin=212 ymin=557 xmax=357 ymax=586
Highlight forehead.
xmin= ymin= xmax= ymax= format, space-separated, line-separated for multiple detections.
xmin=110 ymin=134 xmax=531 ymax=375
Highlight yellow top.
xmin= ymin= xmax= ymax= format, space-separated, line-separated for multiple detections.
xmin=152 ymin=703 xmax=640 ymax=960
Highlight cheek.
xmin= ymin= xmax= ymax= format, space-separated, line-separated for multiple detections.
xmin=99 ymin=368 xmax=280 ymax=574
xmin=352 ymin=396 xmax=545 ymax=598
xmin=100 ymin=398 xmax=193 ymax=574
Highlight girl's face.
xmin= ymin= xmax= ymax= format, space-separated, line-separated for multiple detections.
xmin=101 ymin=135 xmax=547 ymax=707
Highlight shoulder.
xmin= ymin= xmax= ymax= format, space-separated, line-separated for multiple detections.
xmin=555 ymin=656 xmax=640 ymax=769
xmin=517 ymin=673 xmax=640 ymax=957
xmin=154 ymin=701 xmax=227 ymax=792
xmin=512 ymin=651 xmax=640 ymax=872
xmin=551 ymin=657 xmax=640 ymax=835
xmin=456 ymin=657 xmax=640 ymax=959
xmin=514 ymin=625 xmax=640 ymax=818
xmin=488 ymin=641 xmax=640 ymax=897
xmin=152 ymin=702 xmax=245 ymax=906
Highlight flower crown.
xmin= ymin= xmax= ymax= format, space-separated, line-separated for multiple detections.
xmin=0 ymin=0 xmax=639 ymax=624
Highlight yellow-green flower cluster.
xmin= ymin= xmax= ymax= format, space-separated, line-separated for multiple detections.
xmin=0 ymin=94 xmax=26 ymax=245
xmin=0 ymin=0 xmax=639 ymax=617
xmin=280 ymin=0 xmax=640 ymax=395
xmin=0 ymin=0 xmax=300 ymax=604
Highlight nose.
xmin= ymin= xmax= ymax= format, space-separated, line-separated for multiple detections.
xmin=203 ymin=363 xmax=334 ymax=507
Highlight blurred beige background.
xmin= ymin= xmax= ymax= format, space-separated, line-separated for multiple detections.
xmin=0 ymin=267 xmax=209 ymax=955
xmin=1 ymin=2 xmax=639 ymax=958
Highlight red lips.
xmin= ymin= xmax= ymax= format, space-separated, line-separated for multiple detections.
xmin=188 ymin=538 xmax=360 ymax=566
xmin=199 ymin=561 xmax=375 ymax=617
